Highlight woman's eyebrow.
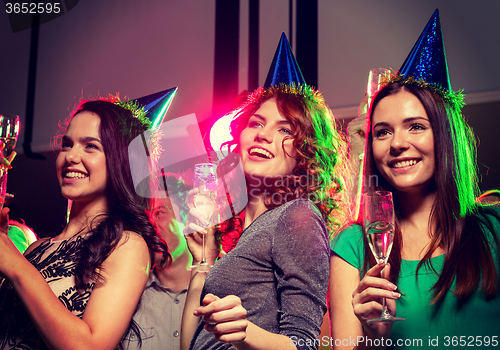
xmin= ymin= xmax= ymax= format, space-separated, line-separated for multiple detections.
xmin=372 ymin=121 xmax=390 ymax=129
xmin=61 ymin=135 xmax=102 ymax=143
xmin=373 ymin=117 xmax=428 ymax=129
xmin=252 ymin=114 xmax=265 ymax=121
xmin=80 ymin=136 xmax=102 ymax=143
xmin=402 ymin=116 xmax=428 ymax=123
xmin=252 ymin=114 xmax=290 ymax=125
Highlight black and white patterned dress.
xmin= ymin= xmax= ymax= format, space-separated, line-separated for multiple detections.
xmin=0 ymin=235 xmax=95 ymax=349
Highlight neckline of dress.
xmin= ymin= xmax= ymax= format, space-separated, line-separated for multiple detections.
xmin=50 ymin=232 xmax=89 ymax=243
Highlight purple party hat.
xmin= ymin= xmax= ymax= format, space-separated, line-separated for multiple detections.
xmin=398 ymin=9 xmax=451 ymax=92
xmin=132 ymin=87 xmax=178 ymax=129
xmin=264 ymin=33 xmax=306 ymax=88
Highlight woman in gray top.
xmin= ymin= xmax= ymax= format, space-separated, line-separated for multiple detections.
xmin=181 ymin=82 xmax=347 ymax=350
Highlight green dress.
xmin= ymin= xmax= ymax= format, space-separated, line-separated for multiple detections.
xmin=331 ymin=207 xmax=500 ymax=349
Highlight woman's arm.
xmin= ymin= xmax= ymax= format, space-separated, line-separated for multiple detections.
xmin=180 ymin=265 xmax=211 ymax=350
xmin=0 ymin=221 xmax=150 ymax=350
xmin=329 ymin=255 xmax=399 ymax=350
xmin=329 ymin=255 xmax=363 ymax=350
xmin=180 ymin=206 xmax=220 ymax=350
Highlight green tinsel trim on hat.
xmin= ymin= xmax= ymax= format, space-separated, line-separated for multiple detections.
xmin=104 ymin=93 xmax=163 ymax=163
xmin=249 ymin=83 xmax=327 ymax=107
xmin=105 ymin=93 xmax=151 ymax=129
xmin=386 ymin=74 xmax=465 ymax=109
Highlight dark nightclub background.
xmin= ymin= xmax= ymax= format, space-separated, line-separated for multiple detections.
xmin=1 ymin=0 xmax=499 ymax=238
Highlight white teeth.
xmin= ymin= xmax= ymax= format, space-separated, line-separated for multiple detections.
xmin=249 ymin=148 xmax=274 ymax=159
xmin=65 ymin=171 xmax=88 ymax=179
xmin=392 ymin=160 xmax=418 ymax=168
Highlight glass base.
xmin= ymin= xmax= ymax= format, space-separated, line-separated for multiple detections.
xmin=368 ymin=315 xmax=405 ymax=324
xmin=189 ymin=262 xmax=213 ymax=271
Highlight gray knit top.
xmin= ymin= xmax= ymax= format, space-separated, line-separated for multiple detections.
xmin=189 ymin=198 xmax=330 ymax=350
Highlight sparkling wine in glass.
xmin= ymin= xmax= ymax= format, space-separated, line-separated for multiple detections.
xmin=363 ymin=191 xmax=404 ymax=324
xmin=190 ymin=163 xmax=218 ymax=269
xmin=367 ymin=68 xmax=391 ymax=101
xmin=0 ymin=114 xmax=20 ymax=208
xmin=366 ymin=220 xmax=394 ymax=264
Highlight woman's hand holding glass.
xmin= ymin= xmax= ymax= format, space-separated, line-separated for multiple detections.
xmin=352 ymin=262 xmax=400 ymax=338
xmin=183 ymin=197 xmax=220 ymax=268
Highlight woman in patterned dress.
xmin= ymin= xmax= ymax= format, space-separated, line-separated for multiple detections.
xmin=0 ymin=98 xmax=168 ymax=349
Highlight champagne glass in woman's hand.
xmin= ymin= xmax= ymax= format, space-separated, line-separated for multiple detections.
xmin=363 ymin=191 xmax=404 ymax=324
xmin=189 ymin=163 xmax=219 ymax=270
xmin=0 ymin=114 xmax=20 ymax=209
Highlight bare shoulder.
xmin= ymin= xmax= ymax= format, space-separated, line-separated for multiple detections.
xmin=95 ymin=231 xmax=150 ymax=286
xmin=117 ymin=231 xmax=149 ymax=252
xmin=105 ymin=231 xmax=149 ymax=266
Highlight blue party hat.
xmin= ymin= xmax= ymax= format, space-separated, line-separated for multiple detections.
xmin=132 ymin=87 xmax=178 ymax=129
xmin=398 ymin=9 xmax=451 ymax=92
xmin=264 ymin=33 xmax=306 ymax=88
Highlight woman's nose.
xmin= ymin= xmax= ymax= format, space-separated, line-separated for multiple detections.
xmin=390 ymin=131 xmax=410 ymax=153
xmin=65 ymin=146 xmax=81 ymax=164
xmin=255 ymin=127 xmax=273 ymax=143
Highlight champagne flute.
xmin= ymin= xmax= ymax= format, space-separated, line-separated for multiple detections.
xmin=0 ymin=114 xmax=20 ymax=208
xmin=367 ymin=68 xmax=391 ymax=102
xmin=190 ymin=163 xmax=218 ymax=269
xmin=363 ymin=191 xmax=404 ymax=324
xmin=351 ymin=68 xmax=391 ymax=222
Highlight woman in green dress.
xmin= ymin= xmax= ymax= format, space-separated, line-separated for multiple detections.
xmin=330 ymin=10 xmax=500 ymax=350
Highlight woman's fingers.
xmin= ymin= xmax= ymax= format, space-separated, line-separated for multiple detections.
xmin=183 ymin=222 xmax=207 ymax=236
xmin=385 ymin=297 xmax=397 ymax=316
xmin=206 ymin=319 xmax=248 ymax=343
xmin=213 ymin=331 xmax=247 ymax=344
xmin=0 ymin=151 xmax=16 ymax=170
xmin=186 ymin=187 xmax=200 ymax=209
xmin=195 ymin=294 xmax=247 ymax=323
xmin=195 ymin=294 xmax=248 ymax=344
xmin=189 ymin=207 xmax=210 ymax=227
xmin=202 ymin=293 xmax=219 ymax=305
xmin=183 ymin=207 xmax=209 ymax=236
xmin=196 ymin=294 xmax=242 ymax=316
xmin=183 ymin=207 xmax=211 ymax=236
xmin=353 ymin=299 xmax=384 ymax=319
xmin=357 ymin=263 xmax=396 ymax=288
xmin=355 ymin=285 xmax=401 ymax=305
xmin=366 ymin=261 xmax=387 ymax=276
xmin=0 ymin=207 xmax=10 ymax=234
xmin=203 ymin=303 xmax=247 ymax=325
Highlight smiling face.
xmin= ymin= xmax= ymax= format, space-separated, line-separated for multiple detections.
xmin=56 ymin=111 xmax=108 ymax=208
xmin=238 ymin=98 xmax=297 ymax=180
xmin=371 ymin=90 xmax=435 ymax=194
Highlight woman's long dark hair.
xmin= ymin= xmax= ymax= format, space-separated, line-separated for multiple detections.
xmin=362 ymin=82 xmax=500 ymax=302
xmin=217 ymin=85 xmax=348 ymax=251
xmin=57 ymin=99 xmax=170 ymax=344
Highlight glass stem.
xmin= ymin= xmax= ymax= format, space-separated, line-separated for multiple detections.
xmin=381 ymin=296 xmax=389 ymax=317
xmin=201 ymin=233 xmax=206 ymax=264
xmin=380 ymin=270 xmax=390 ymax=318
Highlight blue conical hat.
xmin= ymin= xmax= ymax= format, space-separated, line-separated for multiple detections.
xmin=398 ymin=9 xmax=451 ymax=92
xmin=131 ymin=87 xmax=178 ymax=129
xmin=264 ymin=33 xmax=306 ymax=88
